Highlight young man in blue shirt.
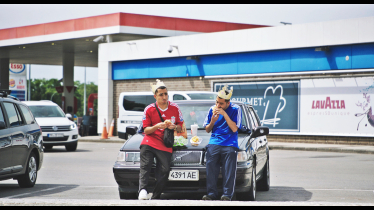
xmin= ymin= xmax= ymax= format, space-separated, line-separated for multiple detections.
xmin=202 ymin=85 xmax=242 ymax=201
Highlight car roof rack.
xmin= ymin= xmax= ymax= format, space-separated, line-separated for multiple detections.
xmin=7 ymin=95 xmax=20 ymax=101
xmin=0 ymin=90 xmax=11 ymax=98
xmin=0 ymin=90 xmax=20 ymax=101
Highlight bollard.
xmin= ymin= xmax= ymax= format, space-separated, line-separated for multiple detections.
xmin=100 ymin=118 xmax=109 ymax=139
xmin=108 ymin=119 xmax=115 ymax=137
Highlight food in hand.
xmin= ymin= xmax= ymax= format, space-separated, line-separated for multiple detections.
xmin=164 ymin=119 xmax=172 ymax=126
xmin=212 ymin=106 xmax=218 ymax=117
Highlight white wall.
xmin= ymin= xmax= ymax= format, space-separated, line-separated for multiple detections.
xmin=99 ymin=16 xmax=374 ymax=62
xmin=98 ymin=16 xmax=374 ymax=135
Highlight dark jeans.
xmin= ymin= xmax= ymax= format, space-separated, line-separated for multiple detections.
xmin=205 ymin=144 xmax=238 ymax=200
xmin=139 ymin=145 xmax=172 ymax=199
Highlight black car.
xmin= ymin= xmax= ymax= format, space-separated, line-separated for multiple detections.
xmin=0 ymin=90 xmax=43 ymax=188
xmin=113 ymin=100 xmax=269 ymax=201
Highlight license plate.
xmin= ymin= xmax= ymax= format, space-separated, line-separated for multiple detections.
xmin=47 ymin=133 xmax=64 ymax=138
xmin=168 ymin=170 xmax=199 ymax=181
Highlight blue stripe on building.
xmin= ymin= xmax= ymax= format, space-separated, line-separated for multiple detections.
xmin=112 ymin=43 xmax=374 ymax=80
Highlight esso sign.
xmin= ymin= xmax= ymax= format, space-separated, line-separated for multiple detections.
xmin=9 ymin=63 xmax=26 ymax=74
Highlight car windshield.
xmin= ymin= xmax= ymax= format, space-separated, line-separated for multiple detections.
xmin=178 ymin=103 xmax=215 ymax=130
xmin=28 ymin=105 xmax=65 ymax=118
xmin=177 ymin=102 xmax=247 ymax=130
xmin=139 ymin=102 xmax=246 ymax=131
xmin=187 ymin=93 xmax=217 ymax=100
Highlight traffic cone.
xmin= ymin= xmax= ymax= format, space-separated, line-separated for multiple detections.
xmin=108 ymin=119 xmax=115 ymax=137
xmin=100 ymin=118 xmax=109 ymax=139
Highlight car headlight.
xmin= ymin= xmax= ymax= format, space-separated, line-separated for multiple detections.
xmin=117 ymin=152 xmax=126 ymax=162
xmin=117 ymin=152 xmax=140 ymax=162
xmin=70 ymin=123 xmax=77 ymax=130
xmin=237 ymin=151 xmax=248 ymax=162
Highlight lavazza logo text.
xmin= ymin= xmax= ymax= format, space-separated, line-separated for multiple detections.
xmin=311 ymin=97 xmax=346 ymax=109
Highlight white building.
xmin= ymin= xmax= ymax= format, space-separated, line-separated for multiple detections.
xmin=99 ymin=16 xmax=374 ymax=143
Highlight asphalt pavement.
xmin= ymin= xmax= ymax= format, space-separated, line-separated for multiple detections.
xmin=1 ymin=199 xmax=372 ymax=206
xmin=79 ymin=135 xmax=374 ymax=155
xmin=1 ymin=136 xmax=373 ymax=206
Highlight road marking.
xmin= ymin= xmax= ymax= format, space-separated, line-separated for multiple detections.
xmin=1 ymin=185 xmax=119 ymax=199
xmin=270 ymin=187 xmax=373 ymax=192
xmin=307 ymin=189 xmax=373 ymax=192
xmin=305 ymin=189 xmax=374 ymax=193
xmin=77 ymin=186 xmax=117 ymax=188
xmin=2 ymin=186 xmax=66 ymax=199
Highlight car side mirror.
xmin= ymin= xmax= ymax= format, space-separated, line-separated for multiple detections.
xmin=126 ymin=126 xmax=138 ymax=136
xmin=137 ymin=126 xmax=144 ymax=134
xmin=251 ymin=126 xmax=269 ymax=138
xmin=0 ymin=121 xmax=6 ymax=129
xmin=66 ymin=113 xmax=73 ymax=121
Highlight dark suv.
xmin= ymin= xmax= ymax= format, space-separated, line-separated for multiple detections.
xmin=0 ymin=90 xmax=43 ymax=188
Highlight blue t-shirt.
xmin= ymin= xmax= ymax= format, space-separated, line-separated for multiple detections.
xmin=203 ymin=103 xmax=242 ymax=149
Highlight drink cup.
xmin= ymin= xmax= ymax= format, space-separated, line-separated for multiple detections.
xmin=191 ymin=124 xmax=198 ymax=137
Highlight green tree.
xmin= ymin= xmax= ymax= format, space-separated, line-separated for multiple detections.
xmin=74 ymin=81 xmax=98 ymax=117
xmin=29 ymin=78 xmax=62 ymax=106
xmin=28 ymin=79 xmax=98 ymax=117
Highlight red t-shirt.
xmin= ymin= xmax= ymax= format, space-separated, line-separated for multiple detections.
xmin=141 ymin=101 xmax=184 ymax=153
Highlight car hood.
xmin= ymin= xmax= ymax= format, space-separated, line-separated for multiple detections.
xmin=35 ymin=117 xmax=72 ymax=126
xmin=121 ymin=130 xmax=249 ymax=151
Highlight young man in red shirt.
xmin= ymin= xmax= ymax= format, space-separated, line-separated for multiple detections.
xmin=138 ymin=79 xmax=184 ymax=200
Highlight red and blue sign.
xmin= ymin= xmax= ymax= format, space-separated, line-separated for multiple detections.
xmin=9 ymin=63 xmax=26 ymax=74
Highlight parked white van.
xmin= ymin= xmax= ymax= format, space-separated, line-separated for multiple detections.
xmin=117 ymin=91 xmax=217 ymax=139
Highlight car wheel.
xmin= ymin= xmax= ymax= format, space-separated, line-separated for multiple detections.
xmin=248 ymin=164 xmax=256 ymax=201
xmin=257 ymin=156 xmax=270 ymax=191
xmin=236 ymin=161 xmax=256 ymax=201
xmin=119 ymin=192 xmax=138 ymax=199
xmin=66 ymin=142 xmax=78 ymax=151
xmin=79 ymin=128 xmax=84 ymax=137
xmin=17 ymin=152 xmax=38 ymax=188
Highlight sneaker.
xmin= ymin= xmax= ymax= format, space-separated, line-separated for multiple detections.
xmin=202 ymin=195 xmax=215 ymax=200
xmin=220 ymin=195 xmax=231 ymax=201
xmin=138 ymin=189 xmax=148 ymax=200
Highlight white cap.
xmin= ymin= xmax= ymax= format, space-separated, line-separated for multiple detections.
xmin=150 ymin=79 xmax=166 ymax=94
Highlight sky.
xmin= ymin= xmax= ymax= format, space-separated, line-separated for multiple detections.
xmin=2 ymin=4 xmax=374 ymax=84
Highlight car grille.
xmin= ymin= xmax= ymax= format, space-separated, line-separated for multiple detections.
xmin=41 ymin=126 xmax=70 ymax=132
xmin=43 ymin=136 xmax=69 ymax=141
xmin=171 ymin=151 xmax=203 ymax=166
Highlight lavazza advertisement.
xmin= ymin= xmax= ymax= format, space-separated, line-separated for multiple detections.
xmin=214 ymin=76 xmax=374 ymax=137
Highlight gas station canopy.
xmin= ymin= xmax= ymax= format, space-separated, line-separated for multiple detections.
xmin=0 ymin=12 xmax=267 ymax=67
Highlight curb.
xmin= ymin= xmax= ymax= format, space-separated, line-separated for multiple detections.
xmin=78 ymin=139 xmax=125 ymax=144
xmin=269 ymin=145 xmax=374 ymax=155
xmin=0 ymin=198 xmax=373 ymax=206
